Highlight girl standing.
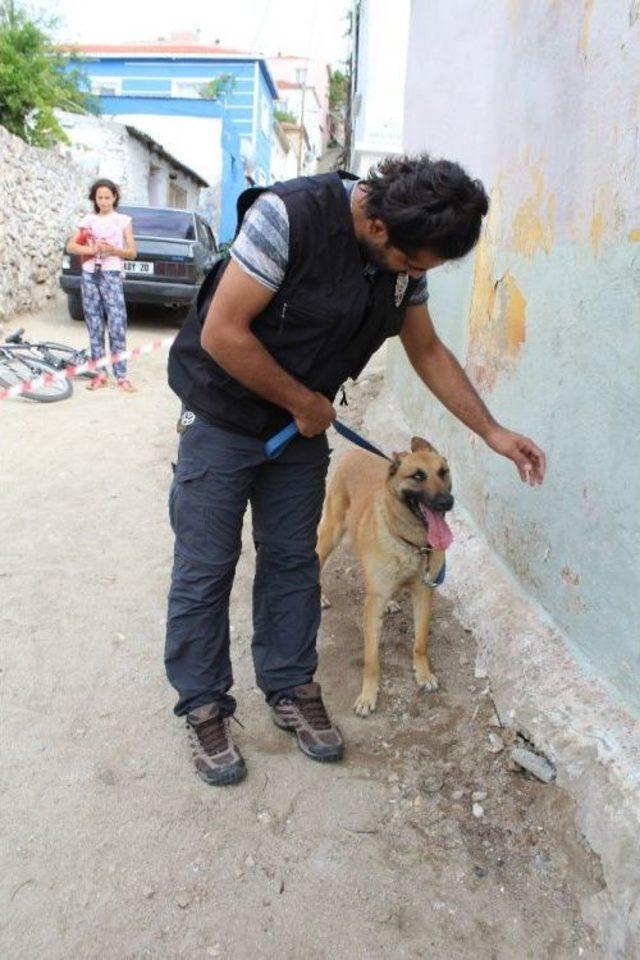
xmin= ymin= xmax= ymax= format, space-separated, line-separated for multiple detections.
xmin=67 ymin=179 xmax=137 ymax=392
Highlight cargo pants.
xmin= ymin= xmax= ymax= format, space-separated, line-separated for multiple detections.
xmin=165 ymin=416 xmax=330 ymax=716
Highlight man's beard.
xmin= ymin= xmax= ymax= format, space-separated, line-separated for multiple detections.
xmin=359 ymin=236 xmax=394 ymax=271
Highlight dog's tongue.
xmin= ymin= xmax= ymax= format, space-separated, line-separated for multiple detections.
xmin=419 ymin=505 xmax=454 ymax=551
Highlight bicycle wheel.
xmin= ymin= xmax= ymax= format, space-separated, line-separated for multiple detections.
xmin=39 ymin=343 xmax=96 ymax=379
xmin=0 ymin=354 xmax=73 ymax=402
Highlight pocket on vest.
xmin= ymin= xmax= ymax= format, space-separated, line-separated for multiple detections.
xmin=259 ymin=301 xmax=340 ymax=379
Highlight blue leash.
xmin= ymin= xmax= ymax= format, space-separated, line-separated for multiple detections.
xmin=264 ymin=418 xmax=446 ymax=586
xmin=265 ymin=418 xmax=392 ymax=461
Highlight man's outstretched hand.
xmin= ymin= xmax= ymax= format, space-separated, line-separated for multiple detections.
xmin=484 ymin=426 xmax=546 ymax=485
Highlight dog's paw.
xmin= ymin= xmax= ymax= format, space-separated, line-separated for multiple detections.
xmin=415 ymin=669 xmax=439 ymax=692
xmin=320 ymin=593 xmax=332 ymax=610
xmin=354 ymin=690 xmax=378 ymax=717
xmin=385 ymin=599 xmax=401 ymax=614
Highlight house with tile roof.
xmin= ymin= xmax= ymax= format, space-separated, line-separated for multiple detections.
xmin=62 ymin=36 xmax=279 ymax=239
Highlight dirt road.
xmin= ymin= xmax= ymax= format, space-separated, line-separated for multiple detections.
xmin=1 ymin=300 xmax=606 ymax=959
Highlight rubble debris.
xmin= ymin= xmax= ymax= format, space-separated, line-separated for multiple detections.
xmin=510 ymin=745 xmax=556 ymax=783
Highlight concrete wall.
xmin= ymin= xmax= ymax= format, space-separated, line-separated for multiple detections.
xmin=0 ymin=126 xmax=86 ymax=321
xmin=57 ymin=112 xmax=203 ymax=211
xmin=396 ymin=0 xmax=640 ymax=709
xmin=351 ymin=0 xmax=410 ymax=176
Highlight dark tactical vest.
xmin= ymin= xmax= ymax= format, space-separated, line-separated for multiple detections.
xmin=167 ymin=172 xmax=420 ymax=438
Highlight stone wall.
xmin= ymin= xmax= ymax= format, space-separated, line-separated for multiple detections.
xmin=0 ymin=125 xmax=87 ymax=321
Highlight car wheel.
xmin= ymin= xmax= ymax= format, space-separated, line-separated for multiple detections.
xmin=67 ymin=292 xmax=84 ymax=322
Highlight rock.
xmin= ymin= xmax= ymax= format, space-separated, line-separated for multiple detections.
xmin=385 ymin=600 xmax=401 ymax=614
xmin=142 ymin=886 xmax=155 ymax=899
xmin=452 ymin=789 xmax=464 ymax=801
xmin=487 ymin=733 xmax=504 ymax=753
xmin=474 ymin=665 xmax=488 ymax=679
xmin=320 ymin=594 xmax=332 ymax=609
xmin=175 ymin=892 xmax=190 ymax=909
xmin=387 ymin=772 xmax=400 ymax=783
xmin=244 ymin=855 xmax=256 ymax=869
xmin=511 ymin=746 xmax=556 ymax=783
xmin=419 ymin=773 xmax=444 ymax=794
xmin=472 ymin=790 xmax=487 ymax=802
xmin=472 ymin=803 xmax=484 ymax=818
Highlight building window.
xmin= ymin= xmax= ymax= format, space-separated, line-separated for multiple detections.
xmin=90 ymin=77 xmax=121 ymax=96
xmin=171 ymin=79 xmax=212 ymax=99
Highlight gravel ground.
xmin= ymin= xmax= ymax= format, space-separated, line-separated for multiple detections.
xmin=1 ymin=298 xmax=607 ymax=959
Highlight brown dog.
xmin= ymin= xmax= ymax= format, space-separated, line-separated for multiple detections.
xmin=317 ymin=437 xmax=454 ymax=716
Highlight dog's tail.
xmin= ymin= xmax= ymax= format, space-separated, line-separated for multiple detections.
xmin=316 ymin=476 xmax=350 ymax=569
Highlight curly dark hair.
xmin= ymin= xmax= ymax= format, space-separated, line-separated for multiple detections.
xmin=361 ymin=154 xmax=489 ymax=260
xmin=88 ymin=178 xmax=121 ymax=212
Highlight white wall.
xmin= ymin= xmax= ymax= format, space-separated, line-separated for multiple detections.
xmin=270 ymin=55 xmax=330 ymax=154
xmin=396 ymin=0 xmax=640 ymax=711
xmin=270 ymin=125 xmax=297 ymax=183
xmin=351 ymin=0 xmax=411 ymax=176
xmin=57 ymin=112 xmax=203 ymax=211
xmin=105 ymin=113 xmax=222 ymax=190
xmin=276 ymin=86 xmax=324 ymax=164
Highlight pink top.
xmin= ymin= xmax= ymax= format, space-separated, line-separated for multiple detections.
xmin=78 ymin=211 xmax=132 ymax=273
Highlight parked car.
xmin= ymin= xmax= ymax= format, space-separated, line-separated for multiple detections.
xmin=59 ymin=205 xmax=220 ymax=321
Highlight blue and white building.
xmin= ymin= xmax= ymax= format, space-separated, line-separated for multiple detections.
xmin=67 ymin=40 xmax=279 ymax=241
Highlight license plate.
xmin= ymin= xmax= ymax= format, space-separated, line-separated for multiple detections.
xmin=124 ymin=261 xmax=154 ymax=275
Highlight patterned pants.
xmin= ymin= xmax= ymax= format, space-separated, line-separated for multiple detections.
xmin=81 ymin=270 xmax=128 ymax=379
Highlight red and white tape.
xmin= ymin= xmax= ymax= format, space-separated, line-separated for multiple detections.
xmin=0 ymin=335 xmax=176 ymax=402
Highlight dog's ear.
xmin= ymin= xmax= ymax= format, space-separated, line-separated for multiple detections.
xmin=411 ymin=436 xmax=434 ymax=453
xmin=388 ymin=451 xmax=406 ymax=476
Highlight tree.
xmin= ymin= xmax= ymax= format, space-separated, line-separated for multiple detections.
xmin=329 ymin=69 xmax=348 ymax=112
xmin=274 ymin=107 xmax=297 ymax=125
xmin=0 ymin=1 xmax=92 ymax=147
xmin=199 ymin=74 xmax=236 ymax=101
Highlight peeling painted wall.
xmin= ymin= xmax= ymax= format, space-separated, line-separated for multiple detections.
xmin=396 ymin=0 xmax=640 ymax=708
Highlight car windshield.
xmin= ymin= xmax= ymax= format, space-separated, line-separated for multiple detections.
xmin=121 ymin=206 xmax=195 ymax=240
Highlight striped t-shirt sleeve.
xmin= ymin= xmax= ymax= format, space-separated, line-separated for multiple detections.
xmin=408 ymin=275 xmax=429 ymax=306
xmin=230 ymin=189 xmax=429 ymax=307
xmin=230 ymin=192 xmax=289 ymax=292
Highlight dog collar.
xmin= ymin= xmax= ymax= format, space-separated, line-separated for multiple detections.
xmin=398 ymin=535 xmax=431 ymax=554
xmin=397 ymin=535 xmax=446 ymax=587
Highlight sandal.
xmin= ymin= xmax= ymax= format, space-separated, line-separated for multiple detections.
xmin=86 ymin=374 xmax=108 ymax=391
xmin=116 ymin=378 xmax=137 ymax=393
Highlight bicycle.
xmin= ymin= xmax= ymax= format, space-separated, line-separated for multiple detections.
xmin=0 ymin=329 xmax=78 ymax=403
xmin=3 ymin=327 xmax=97 ymax=380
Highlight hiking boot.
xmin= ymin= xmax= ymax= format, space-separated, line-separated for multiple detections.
xmin=186 ymin=703 xmax=247 ymax=786
xmin=271 ymin=683 xmax=344 ymax=762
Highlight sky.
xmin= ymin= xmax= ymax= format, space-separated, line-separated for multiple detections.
xmin=47 ymin=0 xmax=352 ymax=68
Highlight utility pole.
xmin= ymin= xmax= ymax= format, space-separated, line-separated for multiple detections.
xmin=296 ymin=67 xmax=308 ymax=176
